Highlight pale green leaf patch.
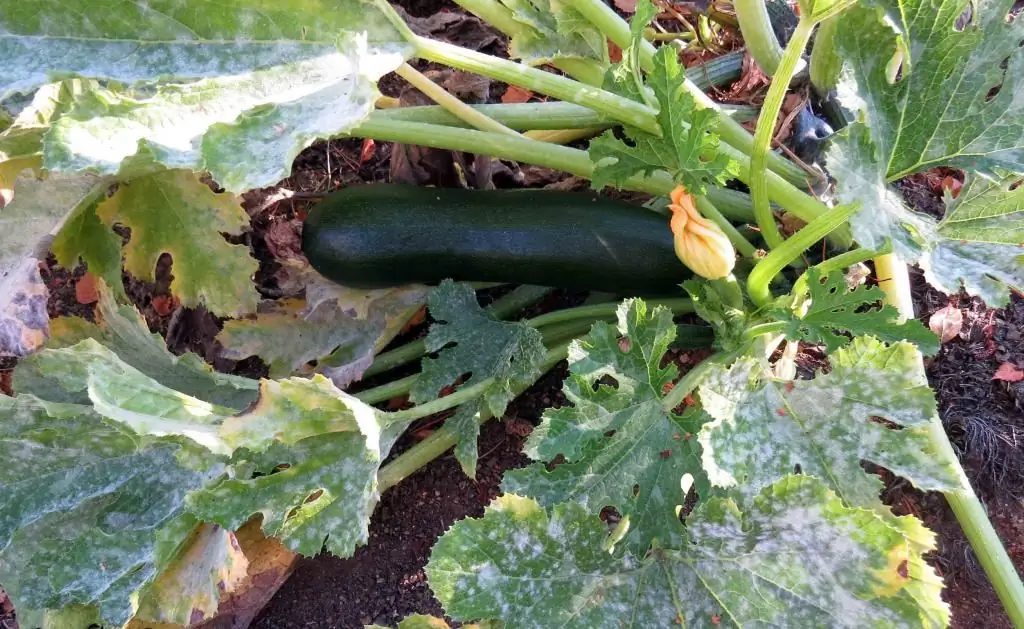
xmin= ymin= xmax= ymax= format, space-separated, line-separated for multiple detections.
xmin=503 ymin=299 xmax=704 ymax=555
xmin=14 ymin=282 xmax=258 ymax=409
xmin=500 ymin=0 xmax=608 ymax=66
xmin=429 ymin=477 xmax=940 ymax=628
xmin=411 ymin=281 xmax=545 ymax=478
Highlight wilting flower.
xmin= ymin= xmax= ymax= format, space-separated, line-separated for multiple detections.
xmin=667 ymin=185 xmax=735 ymax=280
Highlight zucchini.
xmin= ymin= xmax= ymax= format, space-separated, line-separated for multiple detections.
xmin=302 ymin=184 xmax=689 ymax=294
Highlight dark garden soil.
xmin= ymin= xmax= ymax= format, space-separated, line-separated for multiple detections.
xmin=2 ymin=1 xmax=1022 ymax=628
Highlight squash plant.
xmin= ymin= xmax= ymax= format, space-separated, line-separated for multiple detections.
xmin=0 ymin=0 xmax=1022 ymax=626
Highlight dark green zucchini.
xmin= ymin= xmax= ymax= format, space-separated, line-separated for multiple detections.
xmin=302 ymin=184 xmax=689 ymax=294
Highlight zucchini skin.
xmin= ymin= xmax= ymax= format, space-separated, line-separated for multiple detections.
xmin=302 ymin=184 xmax=689 ymax=294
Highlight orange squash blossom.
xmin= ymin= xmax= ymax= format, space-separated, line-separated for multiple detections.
xmin=667 ymin=186 xmax=736 ymax=280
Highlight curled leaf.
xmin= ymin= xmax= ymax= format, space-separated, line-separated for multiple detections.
xmin=928 ymin=305 xmax=963 ymax=344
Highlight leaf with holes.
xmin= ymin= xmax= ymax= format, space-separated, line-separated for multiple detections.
xmin=2 ymin=0 xmax=412 ymax=192
xmin=503 ymin=299 xmax=705 ymax=555
xmin=218 ymin=265 xmax=428 ymax=385
xmin=428 ymin=477 xmax=945 ymax=628
xmin=95 ymin=169 xmax=259 ymax=317
xmin=773 ymin=269 xmax=938 ymax=355
xmin=0 ymin=394 xmax=225 ymax=626
xmin=500 ymin=0 xmax=608 ymax=66
xmin=410 ymin=280 xmax=545 ymax=478
xmin=698 ymin=336 xmax=963 ymax=506
xmin=828 ymin=0 xmax=1024 ymax=305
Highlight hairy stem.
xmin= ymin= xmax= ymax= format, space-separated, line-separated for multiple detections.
xmin=747 ymin=202 xmax=858 ymax=306
xmin=874 ymin=254 xmax=1024 ymax=629
xmin=396 ymin=63 xmax=519 ymax=136
xmin=377 ymin=342 xmax=571 ymax=490
xmin=750 ymin=18 xmax=816 ymax=250
xmin=733 ymin=0 xmax=784 ymax=75
xmin=562 ymin=0 xmax=815 ymax=189
xmin=370 ymin=101 xmax=613 ymax=130
xmin=413 ymin=35 xmax=662 ymax=135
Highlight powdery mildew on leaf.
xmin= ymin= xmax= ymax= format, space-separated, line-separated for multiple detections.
xmin=0 ymin=395 xmax=225 ymax=626
xmin=828 ymin=0 xmax=1024 ymax=305
xmin=590 ymin=46 xmax=738 ymax=194
xmin=698 ymin=336 xmax=964 ymax=506
xmin=13 ymin=283 xmax=258 ymax=409
xmin=218 ymin=267 xmax=428 ymax=386
xmin=428 ymin=477 xmax=940 ymax=628
xmin=0 ymin=170 xmax=103 ymax=357
xmin=186 ymin=421 xmax=404 ymax=558
xmin=920 ymin=173 xmax=1024 ymax=306
xmin=412 ymin=280 xmax=545 ymax=477
xmin=0 ymin=1 xmax=412 ymax=191
xmin=774 ymin=268 xmax=939 ymax=355
xmin=96 ymin=170 xmax=260 ymax=317
xmin=503 ymin=299 xmax=703 ymax=555
xmin=133 ymin=522 xmax=249 ymax=625
xmin=501 ymin=0 xmax=608 ymax=65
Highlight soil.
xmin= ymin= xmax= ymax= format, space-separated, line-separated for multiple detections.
xmin=2 ymin=2 xmax=1021 ymax=628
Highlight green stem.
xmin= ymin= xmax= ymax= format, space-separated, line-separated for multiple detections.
xmin=809 ymin=16 xmax=842 ymax=92
xmin=364 ymin=285 xmax=551 ymax=380
xmin=377 ymin=342 xmax=571 ymax=490
xmin=661 ymin=351 xmax=737 ymax=411
xmin=873 ymin=255 xmax=1024 ymax=629
xmin=413 ymin=35 xmax=662 ymax=136
xmin=791 ymin=245 xmax=888 ymax=295
xmin=396 ymin=63 xmax=520 ymax=137
xmin=385 ymin=378 xmax=493 ymax=423
xmin=747 ymin=202 xmax=858 ymax=306
xmin=750 ymin=18 xmax=816 ymax=250
xmin=356 ymin=373 xmax=418 ymax=405
xmin=562 ymin=0 xmax=816 ymax=189
xmin=350 ymin=118 xmax=830 ymax=236
xmin=743 ymin=321 xmax=788 ymax=339
xmin=527 ymin=298 xmax=694 ymax=328
xmin=733 ymin=0 xmax=784 ymax=75
xmin=696 ymin=196 xmax=758 ymax=258
xmin=371 ymin=101 xmax=613 ymax=131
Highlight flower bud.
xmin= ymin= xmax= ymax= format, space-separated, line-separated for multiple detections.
xmin=667 ymin=186 xmax=736 ymax=280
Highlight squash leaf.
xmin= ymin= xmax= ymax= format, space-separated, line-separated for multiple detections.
xmin=1 ymin=0 xmax=413 ymax=192
xmin=500 ymin=0 xmax=608 ymax=66
xmin=773 ymin=268 xmax=939 ymax=355
xmin=428 ymin=478 xmax=943 ymax=628
xmin=411 ymin=281 xmax=546 ymax=478
xmin=698 ymin=336 xmax=963 ymax=505
xmin=95 ymin=169 xmax=259 ymax=317
xmin=503 ymin=299 xmax=705 ymax=555
xmin=590 ymin=45 xmax=738 ymax=194
xmin=0 ymin=395 xmax=225 ymax=626
xmin=0 ymin=170 xmax=103 ymax=357
xmin=828 ymin=0 xmax=1024 ymax=305
xmin=218 ymin=265 xmax=428 ymax=386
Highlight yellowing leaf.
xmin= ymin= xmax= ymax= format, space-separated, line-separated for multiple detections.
xmin=133 ymin=523 xmax=249 ymax=625
xmin=51 ymin=194 xmax=126 ymax=301
xmin=96 ymin=170 xmax=259 ymax=317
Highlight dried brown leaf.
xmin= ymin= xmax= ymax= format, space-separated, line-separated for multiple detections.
xmin=928 ymin=305 xmax=964 ymax=344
